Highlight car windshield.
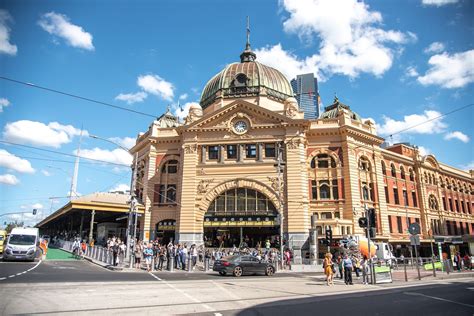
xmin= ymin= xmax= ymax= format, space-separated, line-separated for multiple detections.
xmin=9 ymin=234 xmax=36 ymax=246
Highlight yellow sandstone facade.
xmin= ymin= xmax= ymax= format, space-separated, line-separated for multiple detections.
xmin=130 ymin=44 xmax=474 ymax=260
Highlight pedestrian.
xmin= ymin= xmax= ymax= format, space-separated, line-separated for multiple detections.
xmin=191 ymin=245 xmax=198 ymax=269
xmin=182 ymin=244 xmax=188 ymax=270
xmin=158 ymin=246 xmax=166 ymax=270
xmin=353 ymin=256 xmax=361 ymax=278
xmin=134 ymin=241 xmax=143 ymax=269
xmin=80 ymin=240 xmax=87 ymax=258
xmin=143 ymin=243 xmax=154 ymax=272
xmin=463 ymin=253 xmax=471 ymax=270
xmin=343 ymin=254 xmax=353 ymax=285
xmin=323 ymin=253 xmax=334 ymax=286
xmin=454 ymin=252 xmax=462 ymax=271
xmin=361 ymin=256 xmax=369 ymax=284
xmin=337 ymin=255 xmax=344 ymax=279
xmin=112 ymin=240 xmax=119 ymax=266
xmin=284 ymin=249 xmax=292 ymax=270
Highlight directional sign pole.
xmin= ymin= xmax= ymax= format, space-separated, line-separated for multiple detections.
xmin=413 ymin=243 xmax=421 ymax=280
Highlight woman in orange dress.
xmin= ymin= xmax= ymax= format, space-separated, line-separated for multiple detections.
xmin=323 ymin=252 xmax=334 ymax=286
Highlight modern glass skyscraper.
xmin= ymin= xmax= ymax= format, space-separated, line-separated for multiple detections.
xmin=291 ymin=73 xmax=319 ymax=119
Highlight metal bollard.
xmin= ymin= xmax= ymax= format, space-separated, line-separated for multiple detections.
xmin=274 ymin=260 xmax=279 ymax=273
xmin=204 ymin=258 xmax=209 ymax=272
xmin=187 ymin=256 xmax=192 ymax=272
xmin=169 ymin=255 xmax=174 ymax=272
xmin=151 ymin=257 xmax=155 ymax=272
xmin=404 ymin=260 xmax=408 ymax=282
xmin=431 ymin=258 xmax=436 ymax=277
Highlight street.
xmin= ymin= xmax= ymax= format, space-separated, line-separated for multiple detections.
xmin=0 ymin=258 xmax=473 ymax=315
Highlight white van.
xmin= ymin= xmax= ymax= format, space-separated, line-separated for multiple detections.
xmin=4 ymin=227 xmax=39 ymax=261
xmin=375 ymin=242 xmax=396 ymax=266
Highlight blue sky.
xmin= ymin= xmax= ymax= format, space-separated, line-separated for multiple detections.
xmin=0 ymin=0 xmax=473 ymax=226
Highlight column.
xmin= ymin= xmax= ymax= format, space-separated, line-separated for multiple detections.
xmin=201 ymin=145 xmax=207 ymax=164
xmin=219 ymin=145 xmax=225 ymax=163
xmin=89 ymin=210 xmax=95 ymax=242
xmin=257 ymin=143 xmax=263 ymax=162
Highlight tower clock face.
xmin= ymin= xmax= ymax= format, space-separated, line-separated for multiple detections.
xmin=233 ymin=120 xmax=248 ymax=134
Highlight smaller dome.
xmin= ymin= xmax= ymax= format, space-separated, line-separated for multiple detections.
xmin=285 ymin=97 xmax=298 ymax=105
xmin=319 ymin=96 xmax=362 ymax=121
xmin=189 ymin=103 xmax=202 ymax=110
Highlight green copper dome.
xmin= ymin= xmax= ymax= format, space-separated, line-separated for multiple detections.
xmin=320 ymin=97 xmax=362 ymax=121
xmin=200 ymin=52 xmax=294 ymax=109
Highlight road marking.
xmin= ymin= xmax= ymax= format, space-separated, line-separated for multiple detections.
xmin=210 ymin=280 xmax=246 ymax=307
xmin=148 ymin=272 xmax=214 ymax=311
xmin=404 ymin=292 xmax=474 ymax=308
xmin=0 ymin=260 xmax=42 ymax=281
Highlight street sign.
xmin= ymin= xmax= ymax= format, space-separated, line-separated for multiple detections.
xmin=408 ymin=222 xmax=420 ymax=235
xmin=410 ymin=235 xmax=420 ymax=246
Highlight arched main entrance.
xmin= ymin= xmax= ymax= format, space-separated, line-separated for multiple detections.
xmin=203 ymin=188 xmax=280 ymax=248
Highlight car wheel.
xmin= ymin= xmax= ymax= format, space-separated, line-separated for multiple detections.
xmin=265 ymin=266 xmax=274 ymax=276
xmin=219 ymin=271 xmax=226 ymax=276
xmin=233 ymin=266 xmax=243 ymax=277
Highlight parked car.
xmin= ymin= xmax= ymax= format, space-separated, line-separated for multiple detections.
xmin=213 ymin=255 xmax=275 ymax=277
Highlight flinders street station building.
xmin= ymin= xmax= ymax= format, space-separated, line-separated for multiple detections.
xmin=130 ymin=40 xmax=474 ymax=260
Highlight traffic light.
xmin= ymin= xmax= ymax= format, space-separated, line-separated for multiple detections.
xmin=325 ymin=227 xmax=332 ymax=245
xmin=358 ymin=217 xmax=368 ymax=228
xmin=32 ymin=209 xmax=37 ymax=215
xmin=368 ymin=227 xmax=376 ymax=238
xmin=367 ymin=208 xmax=376 ymax=228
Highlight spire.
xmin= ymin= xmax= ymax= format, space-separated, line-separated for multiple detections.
xmin=240 ymin=16 xmax=256 ymax=63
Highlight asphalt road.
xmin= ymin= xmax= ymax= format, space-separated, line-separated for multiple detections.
xmin=0 ymin=259 xmax=311 ymax=283
xmin=193 ymin=281 xmax=474 ymax=316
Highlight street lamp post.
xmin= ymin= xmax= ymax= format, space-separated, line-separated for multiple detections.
xmin=89 ymin=135 xmax=135 ymax=265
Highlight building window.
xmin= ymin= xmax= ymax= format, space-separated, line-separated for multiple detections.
xmin=461 ymin=201 xmax=466 ymax=213
xmin=403 ymin=190 xmax=408 ymax=206
xmin=448 ymin=198 xmax=453 ymax=211
xmin=397 ymin=216 xmax=403 ymax=233
xmin=161 ymin=160 xmax=178 ymax=173
xmin=362 ymin=184 xmax=370 ymax=201
xmin=264 ymin=143 xmax=276 ymax=158
xmin=385 ymin=187 xmax=389 ymax=204
xmin=391 ymin=164 xmax=397 ymax=177
xmin=155 ymin=184 xmax=177 ymax=204
xmin=359 ymin=158 xmax=371 ymax=171
xmin=388 ymin=215 xmax=393 ymax=233
xmin=311 ymin=180 xmax=317 ymax=200
xmin=319 ymin=182 xmax=331 ymax=199
xmin=442 ymin=197 xmax=447 ymax=211
xmin=245 ymin=144 xmax=257 ymax=158
xmin=393 ymin=188 xmax=400 ymax=205
xmin=227 ymin=145 xmax=237 ymax=159
xmin=311 ymin=154 xmax=336 ymax=169
xmin=400 ymin=167 xmax=406 ymax=180
xmin=455 ymin=200 xmax=460 ymax=212
xmin=412 ymin=191 xmax=418 ymax=207
xmin=381 ymin=161 xmax=386 ymax=175
xmin=321 ymin=212 xmax=332 ymax=219
xmin=208 ymin=146 xmax=219 ymax=160
xmin=409 ymin=169 xmax=415 ymax=181
xmin=332 ymin=179 xmax=339 ymax=200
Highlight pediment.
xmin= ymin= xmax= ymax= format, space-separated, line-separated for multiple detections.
xmin=185 ymin=100 xmax=293 ymax=132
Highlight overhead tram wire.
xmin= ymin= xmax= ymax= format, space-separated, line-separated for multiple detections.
xmin=0 ymin=76 xmax=158 ymax=119
xmin=0 ymin=140 xmax=130 ymax=167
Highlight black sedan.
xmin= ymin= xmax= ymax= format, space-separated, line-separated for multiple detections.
xmin=213 ymin=255 xmax=275 ymax=277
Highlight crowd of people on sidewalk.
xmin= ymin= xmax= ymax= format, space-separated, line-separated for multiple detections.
xmin=323 ymin=252 xmax=371 ymax=286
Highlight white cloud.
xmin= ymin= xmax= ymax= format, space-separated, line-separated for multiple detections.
xmin=376 ymin=110 xmax=447 ymax=136
xmin=109 ymin=183 xmax=130 ymax=193
xmin=422 ymin=0 xmax=458 ymax=6
xmin=417 ymin=50 xmax=474 ymax=89
xmin=260 ymin=0 xmax=416 ymax=80
xmin=107 ymin=136 xmax=135 ymax=149
xmin=41 ymin=169 xmax=52 ymax=176
xmin=0 ymin=98 xmax=10 ymax=112
xmin=460 ymin=161 xmax=474 ymax=171
xmin=0 ymin=174 xmax=19 ymax=185
xmin=32 ymin=203 xmax=44 ymax=209
xmin=417 ymin=146 xmax=431 ymax=156
xmin=137 ymin=74 xmax=174 ymax=101
xmin=406 ymin=66 xmax=419 ymax=78
xmin=0 ymin=149 xmax=35 ymax=173
xmin=38 ymin=12 xmax=94 ymax=51
xmin=115 ymin=92 xmax=147 ymax=104
xmin=424 ymin=42 xmax=445 ymax=54
xmin=172 ymin=101 xmax=199 ymax=121
xmin=0 ymin=10 xmax=17 ymax=55
xmin=77 ymin=147 xmax=132 ymax=166
xmin=2 ymin=120 xmax=88 ymax=148
xmin=179 ymin=93 xmax=188 ymax=100
xmin=444 ymin=131 xmax=470 ymax=143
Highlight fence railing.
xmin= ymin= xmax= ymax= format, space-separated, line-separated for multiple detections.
xmin=59 ymin=240 xmax=122 ymax=267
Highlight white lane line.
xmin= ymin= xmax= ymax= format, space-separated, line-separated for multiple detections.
xmin=404 ymin=292 xmax=474 ymax=308
xmin=210 ymin=280 xmax=246 ymax=307
xmin=0 ymin=260 xmax=42 ymax=281
xmin=148 ymin=272 xmax=214 ymax=311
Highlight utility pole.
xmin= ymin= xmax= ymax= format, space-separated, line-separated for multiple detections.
xmin=70 ymin=128 xmax=84 ymax=201
xmin=276 ymin=142 xmax=285 ymax=269
xmin=126 ymin=152 xmax=138 ymax=267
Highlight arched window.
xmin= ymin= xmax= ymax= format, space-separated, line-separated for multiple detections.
xmin=359 ymin=157 xmax=371 ymax=171
xmin=161 ymin=160 xmax=178 ymax=173
xmin=428 ymin=195 xmax=438 ymax=210
xmin=206 ymin=188 xmax=277 ymax=216
xmin=362 ymin=186 xmax=370 ymax=201
xmin=409 ymin=169 xmax=415 ymax=181
xmin=381 ymin=161 xmax=387 ymax=175
xmin=400 ymin=166 xmax=406 ymax=180
xmin=311 ymin=154 xmax=336 ymax=169
xmin=319 ymin=184 xmax=331 ymax=199
xmin=391 ymin=164 xmax=397 ymax=177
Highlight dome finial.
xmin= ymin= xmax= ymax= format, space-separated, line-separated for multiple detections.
xmin=240 ymin=16 xmax=256 ymax=63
